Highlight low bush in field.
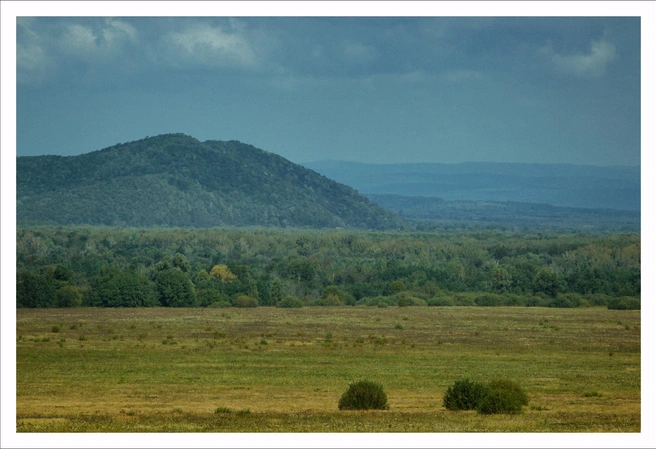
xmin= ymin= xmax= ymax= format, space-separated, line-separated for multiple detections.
xmin=233 ymin=295 xmax=258 ymax=308
xmin=427 ymin=296 xmax=455 ymax=306
xmin=586 ymin=293 xmax=611 ymax=307
xmin=357 ymin=296 xmax=395 ymax=308
xmin=548 ymin=293 xmax=586 ymax=308
xmin=314 ymin=294 xmax=344 ymax=306
xmin=476 ymin=379 xmax=529 ymax=415
xmin=395 ymin=293 xmax=427 ymax=307
xmin=443 ymin=378 xmax=528 ymax=414
xmin=499 ymin=293 xmax=525 ymax=306
xmin=524 ymin=296 xmax=552 ymax=307
xmin=277 ymin=296 xmax=304 ymax=308
xmin=338 ymin=380 xmax=389 ymax=410
xmin=452 ymin=293 xmax=476 ymax=306
xmin=607 ymin=296 xmax=640 ymax=310
xmin=475 ymin=294 xmax=504 ymax=307
xmin=442 ymin=379 xmax=489 ymax=410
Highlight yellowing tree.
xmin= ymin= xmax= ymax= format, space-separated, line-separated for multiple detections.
xmin=210 ymin=264 xmax=237 ymax=283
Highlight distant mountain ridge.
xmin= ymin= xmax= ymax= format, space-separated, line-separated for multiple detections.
xmin=17 ymin=134 xmax=406 ymax=229
xmin=303 ymin=160 xmax=640 ymax=211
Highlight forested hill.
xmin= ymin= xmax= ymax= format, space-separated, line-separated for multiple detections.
xmin=17 ymin=134 xmax=406 ymax=229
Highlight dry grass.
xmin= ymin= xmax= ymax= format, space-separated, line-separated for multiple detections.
xmin=15 ymin=306 xmax=640 ymax=432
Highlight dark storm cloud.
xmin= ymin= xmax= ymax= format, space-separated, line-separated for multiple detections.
xmin=14 ymin=16 xmax=642 ymax=166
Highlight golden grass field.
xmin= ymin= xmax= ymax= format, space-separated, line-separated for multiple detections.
xmin=15 ymin=306 xmax=640 ymax=433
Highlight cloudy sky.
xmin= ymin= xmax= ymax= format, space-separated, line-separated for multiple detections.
xmin=8 ymin=5 xmax=647 ymax=167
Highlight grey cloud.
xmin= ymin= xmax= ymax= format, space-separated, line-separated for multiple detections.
xmin=17 ymin=18 xmax=139 ymax=85
xmin=159 ymin=21 xmax=261 ymax=69
xmin=542 ymin=38 xmax=617 ymax=78
xmin=17 ymin=19 xmax=53 ymax=85
xmin=58 ymin=19 xmax=138 ymax=60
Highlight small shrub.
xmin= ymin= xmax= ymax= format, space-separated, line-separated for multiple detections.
xmin=443 ymin=379 xmax=489 ymax=410
xmin=548 ymin=293 xmax=583 ymax=308
xmin=233 ymin=295 xmax=258 ymax=308
xmin=500 ymin=294 xmax=525 ymax=306
xmin=476 ymin=389 xmax=522 ymax=414
xmin=338 ymin=380 xmax=389 ymax=410
xmin=607 ymin=296 xmax=640 ymax=310
xmin=51 ymin=325 xmax=61 ymax=333
xmin=524 ymin=296 xmax=551 ymax=307
xmin=428 ymin=296 xmax=454 ymax=307
xmin=277 ymin=296 xmax=304 ymax=308
xmin=475 ymin=294 xmax=503 ymax=307
xmin=395 ymin=292 xmax=426 ymax=307
xmin=480 ymin=379 xmax=528 ymax=414
xmin=452 ymin=294 xmax=476 ymax=307
xmin=394 ymin=323 xmax=404 ymax=330
xmin=315 ymin=294 xmax=344 ymax=306
xmin=443 ymin=378 xmax=528 ymax=415
xmin=215 ymin=407 xmax=232 ymax=414
xmin=208 ymin=300 xmax=231 ymax=308
xmin=586 ymin=293 xmax=611 ymax=307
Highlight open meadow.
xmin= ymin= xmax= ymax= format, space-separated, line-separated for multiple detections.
xmin=16 ymin=306 xmax=640 ymax=432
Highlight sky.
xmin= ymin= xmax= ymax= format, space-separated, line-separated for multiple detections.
xmin=9 ymin=5 xmax=647 ymax=166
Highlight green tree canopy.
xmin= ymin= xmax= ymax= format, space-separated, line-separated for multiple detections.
xmin=154 ymin=268 xmax=197 ymax=307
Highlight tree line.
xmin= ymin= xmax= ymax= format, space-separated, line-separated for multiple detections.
xmin=16 ymin=226 xmax=640 ymax=310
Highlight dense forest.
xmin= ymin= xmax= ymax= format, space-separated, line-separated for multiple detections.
xmin=367 ymin=194 xmax=640 ymax=234
xmin=17 ymin=134 xmax=405 ymax=230
xmin=16 ymin=226 xmax=640 ymax=310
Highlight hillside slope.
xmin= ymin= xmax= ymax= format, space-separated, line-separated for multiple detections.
xmin=17 ymin=134 xmax=406 ymax=229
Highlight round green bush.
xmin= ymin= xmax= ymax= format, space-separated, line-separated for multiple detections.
xmin=427 ymin=296 xmax=454 ymax=307
xmin=442 ymin=379 xmax=489 ymax=411
xmin=443 ymin=378 xmax=528 ymax=414
xmin=338 ymin=380 xmax=389 ymax=410
xmin=233 ymin=295 xmax=258 ymax=308
xmin=476 ymin=379 xmax=528 ymax=415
